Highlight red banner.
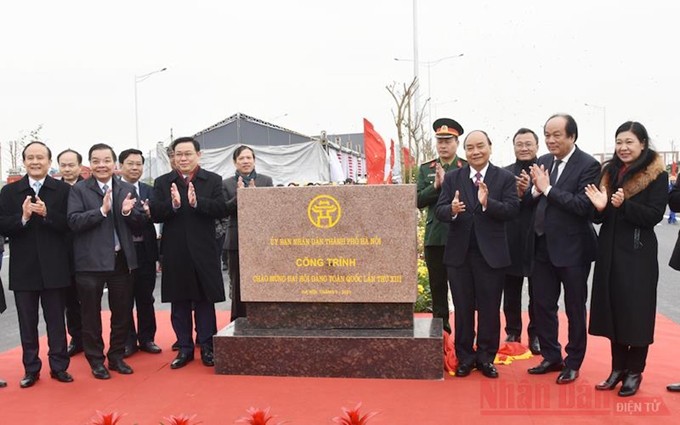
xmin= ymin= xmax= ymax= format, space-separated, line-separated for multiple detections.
xmin=364 ymin=118 xmax=386 ymax=184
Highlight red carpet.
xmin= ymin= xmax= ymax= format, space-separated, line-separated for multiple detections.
xmin=2 ymin=311 xmax=680 ymax=424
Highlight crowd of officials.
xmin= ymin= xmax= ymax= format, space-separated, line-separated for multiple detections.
xmin=418 ymin=114 xmax=680 ymax=397
xmin=0 ymin=138 xmax=271 ymax=388
xmin=1 ymin=115 xmax=679 ymax=399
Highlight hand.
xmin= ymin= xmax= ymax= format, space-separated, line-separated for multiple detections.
xmin=101 ymin=188 xmax=112 ymax=215
xmin=30 ymin=195 xmax=47 ymax=217
xmin=21 ymin=195 xmax=32 ymax=221
xmin=610 ymin=187 xmax=625 ymax=208
xmin=451 ymin=190 xmax=466 ymax=215
xmin=433 ymin=163 xmax=445 ymax=190
xmin=516 ymin=169 xmax=530 ymax=197
xmin=188 ymin=182 xmax=197 ymax=207
xmin=171 ymin=183 xmax=181 ymax=208
xmin=530 ymin=164 xmax=549 ymax=193
xmin=237 ymin=176 xmax=245 ymax=189
xmin=248 ymin=178 xmax=256 ymax=187
xmin=585 ymin=184 xmax=608 ymax=211
xmin=121 ymin=192 xmax=137 ymax=215
xmin=477 ymin=180 xmax=489 ymax=208
xmin=142 ymin=199 xmax=151 ymax=217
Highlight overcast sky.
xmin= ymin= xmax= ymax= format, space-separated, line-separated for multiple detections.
xmin=2 ymin=0 xmax=678 ymax=173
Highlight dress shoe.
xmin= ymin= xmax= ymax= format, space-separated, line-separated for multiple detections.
xmin=109 ymin=359 xmax=134 ymax=375
xmin=171 ymin=352 xmax=194 ymax=369
xmin=20 ymin=372 xmax=40 ymax=388
xmin=171 ymin=341 xmax=180 ymax=351
xmin=443 ymin=322 xmax=452 ymax=334
xmin=49 ymin=370 xmax=74 ymax=383
xmin=455 ymin=363 xmax=474 ymax=377
xmin=123 ymin=345 xmax=138 ymax=358
xmin=619 ymin=373 xmax=642 ymax=397
xmin=528 ymin=360 xmax=564 ymax=374
xmin=595 ymin=369 xmax=626 ymax=391
xmin=91 ymin=364 xmax=110 ymax=380
xmin=478 ymin=362 xmax=499 ymax=378
xmin=200 ymin=347 xmax=215 ymax=367
xmin=529 ymin=336 xmax=541 ymax=355
xmin=505 ymin=334 xmax=520 ymax=343
xmin=0 ymin=379 xmax=6 ymax=388
xmin=667 ymin=383 xmax=680 ymax=392
xmin=556 ymin=368 xmax=579 ymax=384
xmin=139 ymin=341 xmax=162 ymax=354
xmin=67 ymin=341 xmax=83 ymax=357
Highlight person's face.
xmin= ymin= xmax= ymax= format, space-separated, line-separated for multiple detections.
xmin=436 ymin=136 xmax=459 ymax=162
xmin=89 ymin=148 xmax=115 ymax=182
xmin=174 ymin=142 xmax=201 ymax=174
xmin=615 ymin=130 xmax=645 ymax=165
xmin=464 ymin=131 xmax=492 ymax=171
xmin=58 ymin=152 xmax=81 ymax=184
xmin=167 ymin=150 xmax=177 ymax=171
xmin=544 ymin=117 xmax=575 ymax=159
xmin=120 ymin=153 xmax=144 ymax=183
xmin=23 ymin=143 xmax=51 ymax=180
xmin=234 ymin=148 xmax=255 ymax=174
xmin=513 ymin=133 xmax=539 ymax=161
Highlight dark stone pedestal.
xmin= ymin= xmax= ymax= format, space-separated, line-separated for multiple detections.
xmin=213 ymin=317 xmax=443 ymax=380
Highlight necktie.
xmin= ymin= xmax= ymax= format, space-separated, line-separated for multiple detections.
xmin=474 ymin=172 xmax=482 ymax=187
xmin=550 ymin=160 xmax=563 ymax=185
xmin=32 ymin=181 xmax=42 ymax=197
xmin=102 ymin=184 xmax=121 ymax=251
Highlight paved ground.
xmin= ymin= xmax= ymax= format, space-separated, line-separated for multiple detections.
xmin=1 ymin=216 xmax=680 ymax=352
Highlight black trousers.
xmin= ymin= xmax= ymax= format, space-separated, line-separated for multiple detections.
xmin=448 ymin=247 xmax=505 ymax=365
xmin=76 ymin=252 xmax=134 ymax=367
xmin=64 ymin=277 xmax=82 ymax=345
xmin=227 ymin=249 xmax=245 ymax=321
xmin=127 ymin=243 xmax=157 ymax=346
xmin=611 ymin=342 xmax=649 ymax=374
xmin=532 ymin=236 xmax=590 ymax=370
xmin=503 ymin=274 xmax=536 ymax=339
xmin=14 ymin=288 xmax=69 ymax=374
xmin=171 ymin=300 xmax=217 ymax=355
xmin=424 ymin=245 xmax=450 ymax=329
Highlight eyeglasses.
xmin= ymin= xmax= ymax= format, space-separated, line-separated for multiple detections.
xmin=514 ymin=142 xmax=536 ymax=148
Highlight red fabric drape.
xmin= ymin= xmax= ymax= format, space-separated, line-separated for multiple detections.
xmin=364 ymin=118 xmax=386 ymax=184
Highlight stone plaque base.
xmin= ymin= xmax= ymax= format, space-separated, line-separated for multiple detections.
xmin=213 ymin=317 xmax=443 ymax=380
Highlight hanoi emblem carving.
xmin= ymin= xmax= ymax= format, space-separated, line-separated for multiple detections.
xmin=308 ymin=195 xmax=341 ymax=229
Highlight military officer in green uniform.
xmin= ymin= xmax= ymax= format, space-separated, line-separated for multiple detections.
xmin=417 ymin=118 xmax=466 ymax=333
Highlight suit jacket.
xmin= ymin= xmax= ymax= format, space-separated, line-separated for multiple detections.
xmin=435 ymin=163 xmax=519 ymax=269
xmin=417 ymin=156 xmax=466 ymax=246
xmin=0 ymin=175 xmax=72 ymax=291
xmin=504 ymin=159 xmax=536 ymax=276
xmin=151 ymin=168 xmax=228 ymax=302
xmin=68 ymin=177 xmax=144 ymax=272
xmin=668 ymin=177 xmax=680 ymax=270
xmin=133 ymin=181 xmax=159 ymax=263
xmin=222 ymin=172 xmax=274 ymax=251
xmin=527 ymin=146 xmax=600 ymax=267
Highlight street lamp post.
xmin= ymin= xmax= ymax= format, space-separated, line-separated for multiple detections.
xmin=135 ymin=67 xmax=167 ymax=149
xmin=584 ymin=102 xmax=607 ymax=161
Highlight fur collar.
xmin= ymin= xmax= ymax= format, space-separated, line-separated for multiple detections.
xmin=600 ymin=153 xmax=665 ymax=198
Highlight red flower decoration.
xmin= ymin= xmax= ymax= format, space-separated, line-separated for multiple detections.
xmin=236 ymin=407 xmax=286 ymax=425
xmin=332 ymin=403 xmax=379 ymax=425
xmin=90 ymin=411 xmax=125 ymax=425
xmin=163 ymin=413 xmax=202 ymax=425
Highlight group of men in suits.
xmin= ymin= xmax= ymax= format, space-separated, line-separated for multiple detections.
xmin=0 ymin=136 xmax=234 ymax=387
xmin=419 ymin=114 xmax=599 ymax=383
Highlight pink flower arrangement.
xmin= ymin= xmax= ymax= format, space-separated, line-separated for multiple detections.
xmin=236 ymin=407 xmax=286 ymax=425
xmin=332 ymin=403 xmax=379 ymax=425
xmin=162 ymin=413 xmax=202 ymax=425
xmin=90 ymin=411 xmax=125 ymax=425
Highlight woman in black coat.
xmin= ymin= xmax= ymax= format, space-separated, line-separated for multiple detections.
xmin=585 ymin=121 xmax=667 ymax=397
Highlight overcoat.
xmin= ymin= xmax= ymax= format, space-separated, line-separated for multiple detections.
xmin=588 ymin=153 xmax=667 ymax=345
xmin=0 ymin=175 xmax=71 ymax=290
xmin=151 ymin=168 xmax=228 ymax=302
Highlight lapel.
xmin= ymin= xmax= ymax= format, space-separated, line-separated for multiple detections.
xmin=87 ymin=178 xmax=106 ymax=199
xmin=460 ymin=165 xmax=478 ymax=210
xmin=17 ymin=175 xmax=33 ymax=196
xmin=554 ymin=146 xmax=581 ymax=187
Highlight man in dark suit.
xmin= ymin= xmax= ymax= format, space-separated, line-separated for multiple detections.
xmin=150 ymin=137 xmax=228 ymax=369
xmin=0 ymin=275 xmax=5 ymax=388
xmin=68 ymin=143 xmax=145 ymax=380
xmin=503 ymin=128 xmax=540 ymax=354
xmin=0 ymin=141 xmax=73 ymax=388
xmin=57 ymin=148 xmax=85 ymax=357
xmin=222 ymin=145 xmax=273 ymax=322
xmin=435 ymin=131 xmax=519 ymax=379
xmin=526 ymin=114 xmax=599 ymax=384
xmin=416 ymin=118 xmax=466 ymax=334
xmin=119 ymin=149 xmax=161 ymax=358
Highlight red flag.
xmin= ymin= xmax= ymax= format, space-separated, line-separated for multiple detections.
xmin=364 ymin=118 xmax=386 ymax=184
xmin=402 ymin=147 xmax=415 ymax=168
xmin=672 ymin=161 xmax=678 ymax=177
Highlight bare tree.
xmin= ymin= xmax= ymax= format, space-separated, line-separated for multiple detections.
xmin=386 ymin=77 xmax=431 ymax=184
xmin=7 ymin=125 xmax=43 ymax=174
